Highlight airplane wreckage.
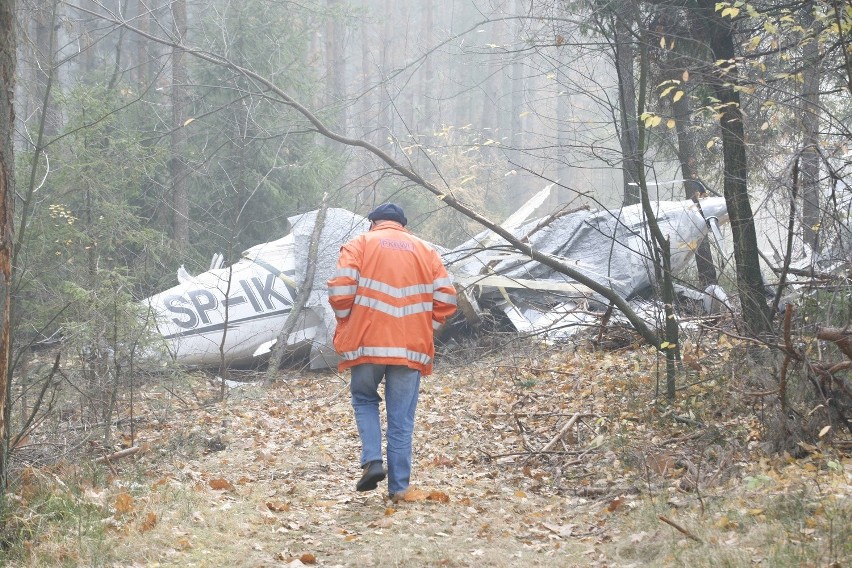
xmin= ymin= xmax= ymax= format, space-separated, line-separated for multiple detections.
xmin=142 ymin=185 xmax=730 ymax=370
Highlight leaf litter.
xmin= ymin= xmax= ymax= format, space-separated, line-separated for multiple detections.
xmin=5 ymin=339 xmax=850 ymax=567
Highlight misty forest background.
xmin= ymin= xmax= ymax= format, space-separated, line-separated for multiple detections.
xmin=0 ymin=0 xmax=850 ymax=490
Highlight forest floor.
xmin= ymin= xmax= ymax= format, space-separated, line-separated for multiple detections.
xmin=2 ymin=337 xmax=850 ymax=567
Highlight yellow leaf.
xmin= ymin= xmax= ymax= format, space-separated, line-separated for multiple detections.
xmin=649 ymin=115 xmax=662 ymax=127
xmin=818 ymin=425 xmax=831 ymax=437
xmin=660 ymin=36 xmax=666 ymax=49
xmin=660 ymin=341 xmax=671 ymax=349
xmin=706 ymin=139 xmax=716 ymax=149
xmin=660 ymin=85 xmax=677 ymax=98
xmin=760 ymin=122 xmax=769 ymax=130
xmin=183 ymin=117 xmax=194 ymax=127
xmin=682 ymin=70 xmax=689 ymax=82
xmin=673 ymin=90 xmax=684 ymax=102
xmin=666 ymin=119 xmax=676 ymax=129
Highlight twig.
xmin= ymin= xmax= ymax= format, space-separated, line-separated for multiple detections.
xmin=658 ymin=515 xmax=702 ymax=543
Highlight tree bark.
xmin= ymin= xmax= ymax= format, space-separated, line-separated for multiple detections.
xmin=325 ymin=0 xmax=346 ymax=138
xmin=33 ymin=0 xmax=59 ymax=136
xmin=672 ymin=76 xmax=717 ymax=286
xmin=613 ymin=6 xmax=641 ymax=206
xmin=170 ymin=0 xmax=189 ymax=251
xmin=800 ymin=1 xmax=821 ymax=253
xmin=508 ymin=0 xmax=525 ymax=202
xmin=697 ymin=0 xmax=771 ymax=335
xmin=420 ymin=0 xmax=435 ymax=145
xmin=0 ymin=0 xmax=16 ymax=493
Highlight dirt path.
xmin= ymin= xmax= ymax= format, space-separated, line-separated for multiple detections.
xmin=104 ymin=370 xmax=614 ymax=567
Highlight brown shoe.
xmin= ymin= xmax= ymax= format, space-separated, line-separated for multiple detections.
xmin=356 ymin=461 xmax=386 ymax=492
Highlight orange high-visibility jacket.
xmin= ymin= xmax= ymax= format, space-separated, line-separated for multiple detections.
xmin=327 ymin=221 xmax=457 ymax=376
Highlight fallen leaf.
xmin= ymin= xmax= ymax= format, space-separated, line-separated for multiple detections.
xmin=266 ymin=501 xmax=290 ymax=512
xmin=299 ymin=553 xmax=317 ymax=564
xmin=432 ymin=455 xmax=455 ymax=467
xmin=427 ymin=491 xmax=450 ymax=503
xmin=542 ymin=522 xmax=574 ymax=537
xmin=368 ymin=517 xmax=394 ymax=528
xmin=397 ymin=488 xmax=430 ymax=502
xmin=607 ymin=496 xmax=625 ymax=513
xmin=209 ymin=478 xmax=235 ymax=491
xmin=114 ymin=492 xmax=135 ymax=515
xmin=176 ymin=537 xmax=192 ymax=550
xmin=139 ymin=512 xmax=157 ymax=533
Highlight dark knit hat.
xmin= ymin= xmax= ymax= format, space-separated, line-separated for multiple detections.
xmin=367 ymin=203 xmax=407 ymax=226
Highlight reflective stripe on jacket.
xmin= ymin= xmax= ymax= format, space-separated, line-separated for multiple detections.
xmin=327 ymin=221 xmax=457 ymax=375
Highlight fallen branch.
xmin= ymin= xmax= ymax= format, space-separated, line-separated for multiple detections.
xmin=658 ymin=515 xmax=703 ymax=543
xmin=266 ymin=193 xmax=329 ymax=378
xmin=539 ymin=412 xmax=583 ymax=454
xmin=95 ymin=446 xmax=140 ymax=464
xmin=817 ymin=327 xmax=852 ymax=360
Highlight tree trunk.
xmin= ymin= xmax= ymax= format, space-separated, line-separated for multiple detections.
xmin=170 ymin=0 xmax=189 ymax=251
xmin=325 ymin=0 xmax=346 ymax=138
xmin=33 ymin=0 xmax=59 ymax=136
xmin=132 ymin=0 xmax=153 ymax=87
xmin=420 ymin=0 xmax=435 ymax=145
xmin=508 ymin=0 xmax=525 ymax=201
xmin=0 ymin=0 xmax=16 ymax=493
xmin=555 ymin=59 xmax=575 ymax=206
xmin=800 ymin=1 xmax=821 ymax=253
xmin=698 ymin=0 xmax=771 ymax=335
xmin=672 ymin=76 xmax=717 ymax=286
xmin=379 ymin=0 xmax=394 ymax=149
xmin=613 ymin=7 xmax=641 ymax=206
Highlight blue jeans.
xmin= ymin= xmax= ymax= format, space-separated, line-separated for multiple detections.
xmin=350 ymin=364 xmax=421 ymax=496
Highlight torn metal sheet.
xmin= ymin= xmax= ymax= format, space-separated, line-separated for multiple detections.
xmin=445 ymin=196 xmax=728 ymax=300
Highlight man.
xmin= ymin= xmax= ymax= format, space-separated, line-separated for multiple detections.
xmin=327 ymin=203 xmax=457 ymax=500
